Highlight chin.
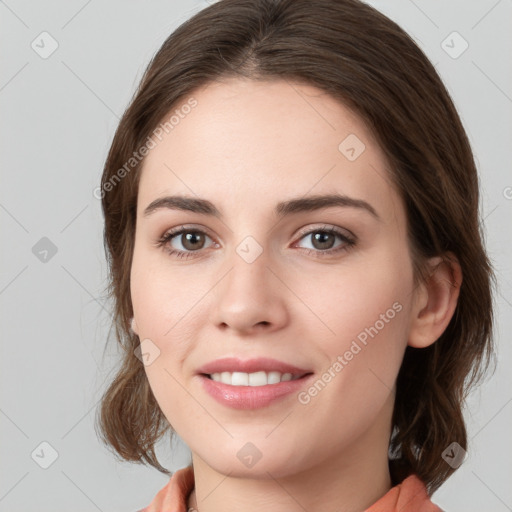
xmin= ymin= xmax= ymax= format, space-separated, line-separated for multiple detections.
xmin=203 ymin=455 xmax=299 ymax=480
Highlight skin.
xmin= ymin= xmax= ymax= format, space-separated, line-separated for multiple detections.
xmin=130 ymin=77 xmax=461 ymax=512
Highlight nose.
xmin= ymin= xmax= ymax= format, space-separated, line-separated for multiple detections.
xmin=209 ymin=244 xmax=289 ymax=335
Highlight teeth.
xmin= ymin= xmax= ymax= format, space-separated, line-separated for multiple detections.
xmin=209 ymin=371 xmax=299 ymax=386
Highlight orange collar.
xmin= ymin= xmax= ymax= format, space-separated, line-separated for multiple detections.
xmin=139 ymin=465 xmax=442 ymax=512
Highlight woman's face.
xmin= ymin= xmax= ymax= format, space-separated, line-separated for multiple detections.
xmin=130 ymin=78 xmax=419 ymax=478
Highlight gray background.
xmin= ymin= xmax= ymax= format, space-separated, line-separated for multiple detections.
xmin=1 ymin=0 xmax=511 ymax=510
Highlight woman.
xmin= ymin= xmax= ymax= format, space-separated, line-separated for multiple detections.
xmin=95 ymin=0 xmax=495 ymax=510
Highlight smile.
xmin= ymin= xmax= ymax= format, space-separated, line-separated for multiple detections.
xmin=206 ymin=370 xmax=305 ymax=386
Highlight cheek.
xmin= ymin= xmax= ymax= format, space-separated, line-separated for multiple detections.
xmin=299 ymin=251 xmax=412 ymax=348
xmin=130 ymin=247 xmax=213 ymax=407
xmin=130 ymin=255 xmax=208 ymax=433
xmin=295 ymin=249 xmax=413 ymax=404
xmin=288 ymin=275 xmax=411 ymax=458
xmin=130 ymin=244 xmax=204 ymax=341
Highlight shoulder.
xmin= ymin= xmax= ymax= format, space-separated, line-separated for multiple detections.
xmin=366 ymin=474 xmax=442 ymax=511
xmin=136 ymin=465 xmax=195 ymax=512
xmin=395 ymin=475 xmax=443 ymax=512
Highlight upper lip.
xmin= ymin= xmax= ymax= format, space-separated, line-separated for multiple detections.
xmin=197 ymin=357 xmax=312 ymax=377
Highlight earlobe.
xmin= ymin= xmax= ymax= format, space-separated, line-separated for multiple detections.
xmin=130 ymin=317 xmax=139 ymax=335
xmin=408 ymin=254 xmax=462 ymax=349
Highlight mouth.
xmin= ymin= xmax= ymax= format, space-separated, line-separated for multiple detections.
xmin=201 ymin=370 xmax=311 ymax=387
xmin=196 ymin=357 xmax=314 ymax=409
xmin=199 ymin=371 xmax=314 ymax=410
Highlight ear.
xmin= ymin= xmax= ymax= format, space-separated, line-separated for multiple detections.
xmin=130 ymin=317 xmax=139 ymax=336
xmin=408 ymin=253 xmax=462 ymax=348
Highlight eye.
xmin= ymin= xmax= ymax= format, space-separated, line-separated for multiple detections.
xmin=294 ymin=225 xmax=356 ymax=257
xmin=155 ymin=224 xmax=356 ymax=260
xmin=155 ymin=226 xmax=217 ymax=259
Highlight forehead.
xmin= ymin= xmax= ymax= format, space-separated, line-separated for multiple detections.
xmin=137 ymin=78 xmax=403 ymax=225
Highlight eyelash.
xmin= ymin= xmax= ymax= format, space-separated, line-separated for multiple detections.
xmin=155 ymin=225 xmax=356 ymax=260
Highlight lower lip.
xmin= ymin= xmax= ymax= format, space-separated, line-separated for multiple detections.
xmin=198 ymin=374 xmax=314 ymax=410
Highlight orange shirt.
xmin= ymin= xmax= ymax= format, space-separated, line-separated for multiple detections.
xmin=139 ymin=465 xmax=442 ymax=512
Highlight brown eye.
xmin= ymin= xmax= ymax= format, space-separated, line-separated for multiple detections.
xmin=310 ymin=231 xmax=336 ymax=250
xmin=180 ymin=231 xmax=206 ymax=251
xmin=156 ymin=227 xmax=216 ymax=259
xmin=295 ymin=226 xmax=356 ymax=258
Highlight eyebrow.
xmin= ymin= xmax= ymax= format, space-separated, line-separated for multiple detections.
xmin=143 ymin=193 xmax=380 ymax=220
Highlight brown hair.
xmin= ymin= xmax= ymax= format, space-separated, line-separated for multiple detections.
xmin=95 ymin=0 xmax=495 ymax=493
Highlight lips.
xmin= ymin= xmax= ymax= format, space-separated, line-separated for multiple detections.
xmin=196 ymin=357 xmax=311 ymax=377
xmin=198 ymin=372 xmax=314 ymax=409
xmin=196 ymin=357 xmax=314 ymax=409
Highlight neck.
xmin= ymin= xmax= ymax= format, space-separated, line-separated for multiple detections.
xmin=187 ymin=408 xmax=393 ymax=512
